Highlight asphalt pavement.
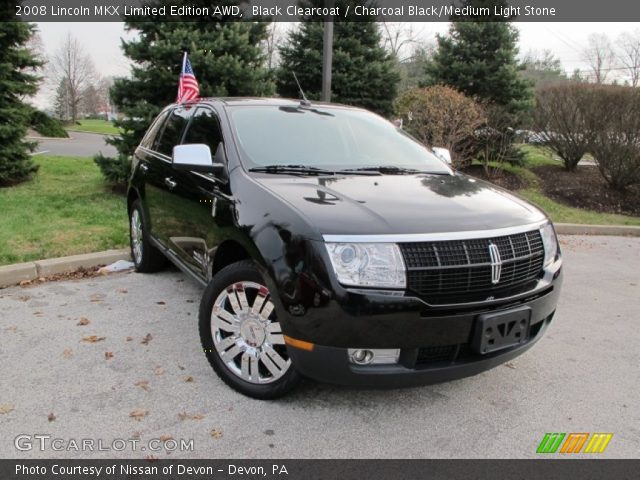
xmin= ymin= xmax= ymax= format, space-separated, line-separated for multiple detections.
xmin=29 ymin=131 xmax=118 ymax=158
xmin=0 ymin=235 xmax=638 ymax=459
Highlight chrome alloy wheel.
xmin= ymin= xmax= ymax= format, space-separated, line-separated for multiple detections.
xmin=130 ymin=209 xmax=143 ymax=264
xmin=211 ymin=281 xmax=291 ymax=384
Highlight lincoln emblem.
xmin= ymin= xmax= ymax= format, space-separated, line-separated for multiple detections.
xmin=488 ymin=243 xmax=502 ymax=284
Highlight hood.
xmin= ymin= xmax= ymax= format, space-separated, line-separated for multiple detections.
xmin=253 ymin=173 xmax=546 ymax=236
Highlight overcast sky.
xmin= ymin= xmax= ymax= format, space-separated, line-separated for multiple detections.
xmin=33 ymin=21 xmax=640 ymax=108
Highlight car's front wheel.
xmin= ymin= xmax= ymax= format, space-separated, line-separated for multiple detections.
xmin=199 ymin=260 xmax=300 ymax=399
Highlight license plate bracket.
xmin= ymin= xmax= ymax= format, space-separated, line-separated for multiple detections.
xmin=472 ymin=306 xmax=531 ymax=354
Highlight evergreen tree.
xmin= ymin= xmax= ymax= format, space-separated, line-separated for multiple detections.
xmin=425 ymin=0 xmax=532 ymax=116
xmin=0 ymin=8 xmax=41 ymax=186
xmin=102 ymin=0 xmax=274 ymax=169
xmin=276 ymin=1 xmax=400 ymax=117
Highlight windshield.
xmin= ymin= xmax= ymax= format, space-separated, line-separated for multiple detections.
xmin=228 ymin=105 xmax=451 ymax=174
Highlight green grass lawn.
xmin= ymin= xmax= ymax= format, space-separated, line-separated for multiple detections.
xmin=67 ymin=119 xmax=121 ymax=136
xmin=0 ymin=156 xmax=128 ymax=266
xmin=517 ymin=189 xmax=640 ymax=226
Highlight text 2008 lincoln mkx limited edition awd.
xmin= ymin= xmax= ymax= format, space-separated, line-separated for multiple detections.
xmin=127 ymin=98 xmax=562 ymax=398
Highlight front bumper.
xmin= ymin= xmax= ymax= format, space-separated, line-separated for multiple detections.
xmin=287 ymin=310 xmax=553 ymax=387
xmin=283 ymin=259 xmax=562 ymax=387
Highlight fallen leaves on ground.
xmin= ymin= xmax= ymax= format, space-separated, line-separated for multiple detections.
xmin=184 ymin=376 xmax=194 ymax=383
xmin=156 ymin=301 xmax=166 ymax=305
xmin=17 ymin=295 xmax=31 ymax=302
xmin=117 ymin=288 xmax=128 ymax=294
xmin=76 ymin=317 xmax=90 ymax=326
xmin=153 ymin=366 xmax=164 ymax=376
xmin=129 ymin=409 xmax=148 ymax=421
xmin=81 ymin=335 xmax=106 ymax=343
xmin=178 ymin=412 xmax=205 ymax=421
xmin=141 ymin=333 xmax=153 ymax=345
xmin=90 ymin=294 xmax=105 ymax=303
xmin=5 ymin=326 xmax=17 ymax=333
xmin=0 ymin=404 xmax=15 ymax=414
xmin=33 ymin=311 xmax=44 ymax=317
xmin=62 ymin=348 xmax=73 ymax=358
xmin=105 ymin=352 xmax=114 ymax=360
xmin=210 ymin=428 xmax=223 ymax=439
xmin=504 ymin=362 xmax=517 ymax=370
xmin=159 ymin=435 xmax=173 ymax=442
xmin=134 ymin=381 xmax=149 ymax=391
xmin=126 ymin=336 xmax=133 ymax=342
xmin=48 ymin=413 xmax=56 ymax=422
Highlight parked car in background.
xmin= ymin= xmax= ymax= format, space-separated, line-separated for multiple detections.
xmin=127 ymin=98 xmax=563 ymax=398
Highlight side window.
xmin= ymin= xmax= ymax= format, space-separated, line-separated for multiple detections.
xmin=140 ymin=110 xmax=169 ymax=149
xmin=155 ymin=107 xmax=191 ymax=157
xmin=182 ymin=108 xmax=223 ymax=157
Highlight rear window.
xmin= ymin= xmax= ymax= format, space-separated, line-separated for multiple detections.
xmin=140 ymin=110 xmax=169 ymax=149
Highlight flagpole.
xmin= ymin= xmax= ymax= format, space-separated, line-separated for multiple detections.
xmin=182 ymin=51 xmax=187 ymax=72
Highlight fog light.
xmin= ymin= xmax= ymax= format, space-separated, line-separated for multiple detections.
xmin=350 ymin=349 xmax=373 ymax=365
xmin=348 ymin=348 xmax=400 ymax=365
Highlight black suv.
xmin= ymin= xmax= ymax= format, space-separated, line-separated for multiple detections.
xmin=127 ymin=98 xmax=562 ymax=399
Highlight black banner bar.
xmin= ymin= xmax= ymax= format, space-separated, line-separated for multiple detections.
xmin=11 ymin=0 xmax=640 ymax=22
xmin=1 ymin=459 xmax=639 ymax=480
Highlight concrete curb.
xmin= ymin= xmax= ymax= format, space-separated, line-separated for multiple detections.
xmin=26 ymin=135 xmax=71 ymax=141
xmin=555 ymin=223 xmax=640 ymax=236
xmin=0 ymin=249 xmax=131 ymax=289
xmin=65 ymin=129 xmax=120 ymax=138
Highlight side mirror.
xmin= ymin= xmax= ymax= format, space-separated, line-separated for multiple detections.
xmin=432 ymin=147 xmax=452 ymax=165
xmin=172 ymin=143 xmax=227 ymax=178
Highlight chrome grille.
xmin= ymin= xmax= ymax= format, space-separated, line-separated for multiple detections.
xmin=400 ymin=230 xmax=545 ymax=304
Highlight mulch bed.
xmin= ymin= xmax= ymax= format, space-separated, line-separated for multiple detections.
xmin=532 ymin=165 xmax=640 ymax=217
xmin=462 ymin=163 xmax=640 ymax=217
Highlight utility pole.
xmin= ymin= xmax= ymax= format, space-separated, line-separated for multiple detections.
xmin=321 ymin=0 xmax=334 ymax=102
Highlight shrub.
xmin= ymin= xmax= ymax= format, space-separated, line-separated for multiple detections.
xmin=469 ymin=103 xmax=527 ymax=177
xmin=589 ymin=86 xmax=640 ymax=191
xmin=395 ymin=85 xmax=485 ymax=167
xmin=533 ymin=83 xmax=597 ymax=171
xmin=30 ymin=110 xmax=69 ymax=138
xmin=93 ymin=153 xmax=130 ymax=191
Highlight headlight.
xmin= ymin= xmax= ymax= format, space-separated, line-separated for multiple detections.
xmin=325 ymin=243 xmax=406 ymax=288
xmin=540 ymin=221 xmax=559 ymax=267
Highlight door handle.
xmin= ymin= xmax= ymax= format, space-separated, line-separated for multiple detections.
xmin=139 ymin=163 xmax=149 ymax=173
xmin=164 ymin=177 xmax=177 ymax=189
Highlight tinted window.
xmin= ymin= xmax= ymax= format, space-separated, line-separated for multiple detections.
xmin=140 ymin=110 xmax=169 ymax=149
xmin=182 ymin=108 xmax=222 ymax=155
xmin=155 ymin=107 xmax=191 ymax=156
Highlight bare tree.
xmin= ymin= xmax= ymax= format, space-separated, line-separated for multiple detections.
xmin=50 ymin=33 xmax=97 ymax=123
xmin=582 ymin=33 xmax=615 ymax=84
xmin=617 ymin=30 xmax=640 ymax=87
xmin=533 ymin=83 xmax=598 ymax=171
xmin=381 ymin=22 xmax=426 ymax=62
xmin=263 ymin=23 xmax=285 ymax=70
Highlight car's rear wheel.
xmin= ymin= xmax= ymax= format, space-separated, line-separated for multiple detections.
xmin=199 ymin=260 xmax=300 ymax=399
xmin=129 ymin=199 xmax=166 ymax=273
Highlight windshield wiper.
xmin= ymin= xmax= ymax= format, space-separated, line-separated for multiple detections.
xmin=339 ymin=166 xmax=445 ymax=175
xmin=248 ymin=165 xmax=335 ymax=175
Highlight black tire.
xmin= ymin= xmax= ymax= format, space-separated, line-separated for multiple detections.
xmin=129 ymin=199 xmax=166 ymax=273
xmin=199 ymin=260 xmax=301 ymax=399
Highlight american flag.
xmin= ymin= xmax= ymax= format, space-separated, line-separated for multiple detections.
xmin=177 ymin=52 xmax=200 ymax=102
